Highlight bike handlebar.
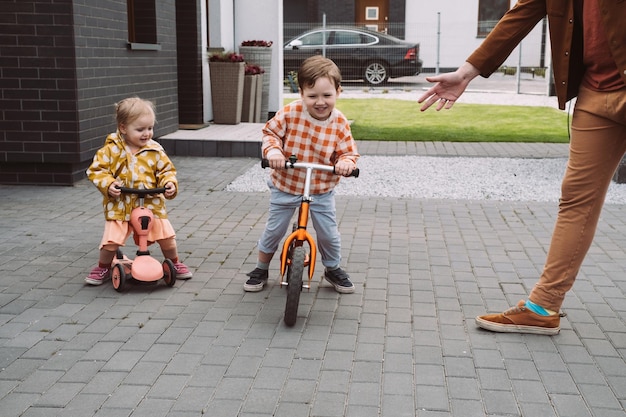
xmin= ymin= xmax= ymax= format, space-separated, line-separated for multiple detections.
xmin=115 ymin=186 xmax=168 ymax=196
xmin=261 ymin=159 xmax=359 ymax=178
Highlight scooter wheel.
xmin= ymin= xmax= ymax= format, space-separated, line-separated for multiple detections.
xmin=162 ymin=259 xmax=177 ymax=287
xmin=111 ymin=264 xmax=126 ymax=292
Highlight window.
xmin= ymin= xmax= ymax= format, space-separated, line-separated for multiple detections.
xmin=299 ymin=31 xmax=328 ymax=46
xmin=127 ymin=0 xmax=158 ymax=48
xmin=477 ymin=0 xmax=510 ymax=37
xmin=333 ymin=31 xmax=362 ymax=45
xmin=365 ymin=7 xmax=379 ymax=20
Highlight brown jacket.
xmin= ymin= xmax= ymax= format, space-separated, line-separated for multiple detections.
xmin=467 ymin=0 xmax=626 ymax=110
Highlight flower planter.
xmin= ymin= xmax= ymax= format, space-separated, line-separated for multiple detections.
xmin=209 ymin=61 xmax=245 ymax=124
xmin=241 ymin=74 xmax=259 ymax=123
xmin=239 ymin=45 xmax=272 ymax=121
xmin=254 ymin=73 xmax=263 ymax=122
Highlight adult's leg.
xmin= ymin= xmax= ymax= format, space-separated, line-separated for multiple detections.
xmin=475 ymin=87 xmax=626 ymax=334
xmin=530 ymin=86 xmax=626 ymax=312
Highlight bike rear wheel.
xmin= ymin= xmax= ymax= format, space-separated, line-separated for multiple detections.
xmin=284 ymin=246 xmax=305 ymax=326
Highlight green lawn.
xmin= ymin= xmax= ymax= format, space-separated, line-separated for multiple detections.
xmin=286 ymin=98 xmax=570 ymax=143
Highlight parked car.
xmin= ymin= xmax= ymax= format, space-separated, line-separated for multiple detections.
xmin=284 ymin=26 xmax=422 ymax=86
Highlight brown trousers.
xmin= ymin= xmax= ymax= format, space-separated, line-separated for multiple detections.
xmin=530 ymin=85 xmax=626 ymax=311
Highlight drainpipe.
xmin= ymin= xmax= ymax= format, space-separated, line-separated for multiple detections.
xmin=233 ymin=0 xmax=236 ymax=47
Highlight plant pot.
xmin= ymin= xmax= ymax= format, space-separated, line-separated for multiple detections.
xmin=209 ymin=61 xmax=245 ymax=124
xmin=254 ymin=73 xmax=263 ymax=122
xmin=241 ymin=74 xmax=258 ymax=123
xmin=239 ymin=46 xmax=272 ymax=121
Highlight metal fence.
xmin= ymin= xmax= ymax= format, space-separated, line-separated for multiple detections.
xmin=283 ymin=19 xmax=553 ymax=95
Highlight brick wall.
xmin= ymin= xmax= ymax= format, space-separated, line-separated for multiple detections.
xmin=0 ymin=0 xmax=180 ymax=185
xmin=388 ymin=0 xmax=406 ymax=39
xmin=0 ymin=0 xmax=80 ymax=184
xmin=176 ymin=0 xmax=204 ymax=125
xmin=283 ymin=0 xmax=406 ymax=38
xmin=317 ymin=0 xmax=355 ymax=22
xmin=74 ymin=0 xmax=179 ymax=174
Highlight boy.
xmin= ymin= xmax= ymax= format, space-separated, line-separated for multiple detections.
xmin=244 ymin=55 xmax=359 ymax=293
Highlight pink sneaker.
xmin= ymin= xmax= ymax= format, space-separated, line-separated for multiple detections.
xmin=173 ymin=261 xmax=192 ymax=280
xmin=85 ymin=266 xmax=110 ymax=285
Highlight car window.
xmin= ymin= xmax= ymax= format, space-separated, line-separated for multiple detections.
xmin=333 ymin=31 xmax=362 ymax=45
xmin=299 ymin=31 xmax=328 ymax=46
xmin=332 ymin=30 xmax=378 ymax=46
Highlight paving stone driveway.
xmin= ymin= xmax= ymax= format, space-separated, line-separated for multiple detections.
xmin=1 ymin=141 xmax=625 ymax=417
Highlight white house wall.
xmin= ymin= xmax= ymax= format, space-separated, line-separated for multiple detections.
xmin=234 ymin=0 xmax=283 ymax=119
xmin=208 ymin=0 xmax=235 ymax=51
xmin=206 ymin=0 xmax=236 ymax=122
xmin=201 ymin=0 xmax=211 ymax=123
xmin=206 ymin=0 xmax=282 ymax=123
xmin=406 ymin=0 xmax=547 ymax=74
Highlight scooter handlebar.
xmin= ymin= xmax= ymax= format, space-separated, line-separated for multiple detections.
xmin=261 ymin=159 xmax=359 ymax=178
xmin=115 ymin=186 xmax=168 ymax=196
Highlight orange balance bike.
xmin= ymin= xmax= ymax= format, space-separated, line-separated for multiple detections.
xmin=261 ymin=156 xmax=359 ymax=326
xmin=110 ymin=186 xmax=177 ymax=292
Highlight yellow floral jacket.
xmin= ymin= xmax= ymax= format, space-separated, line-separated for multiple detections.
xmin=86 ymin=132 xmax=178 ymax=221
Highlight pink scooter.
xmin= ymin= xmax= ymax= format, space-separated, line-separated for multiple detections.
xmin=110 ymin=186 xmax=176 ymax=292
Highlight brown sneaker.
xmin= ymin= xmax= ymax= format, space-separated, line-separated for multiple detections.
xmin=475 ymin=300 xmax=561 ymax=335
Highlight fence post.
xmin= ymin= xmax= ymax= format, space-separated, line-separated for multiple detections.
xmin=436 ymin=12 xmax=441 ymax=75
xmin=322 ymin=13 xmax=326 ymax=57
xmin=516 ymin=41 xmax=522 ymax=94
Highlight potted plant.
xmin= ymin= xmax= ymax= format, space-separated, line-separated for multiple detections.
xmin=241 ymin=64 xmax=264 ymax=123
xmin=209 ymin=51 xmax=245 ymax=124
xmin=239 ymin=40 xmax=273 ymax=121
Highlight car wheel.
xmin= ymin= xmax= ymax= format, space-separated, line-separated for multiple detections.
xmin=364 ymin=61 xmax=389 ymax=85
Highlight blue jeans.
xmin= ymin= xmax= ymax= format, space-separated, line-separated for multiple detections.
xmin=258 ymin=180 xmax=342 ymax=269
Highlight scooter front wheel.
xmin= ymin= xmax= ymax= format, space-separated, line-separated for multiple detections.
xmin=284 ymin=246 xmax=305 ymax=326
xmin=111 ymin=264 xmax=126 ymax=292
xmin=162 ymin=259 xmax=177 ymax=287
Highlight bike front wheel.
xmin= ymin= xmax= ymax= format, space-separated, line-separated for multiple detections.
xmin=284 ymin=246 xmax=305 ymax=326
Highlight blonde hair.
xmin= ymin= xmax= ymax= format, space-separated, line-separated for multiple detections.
xmin=115 ymin=97 xmax=156 ymax=127
xmin=297 ymin=55 xmax=342 ymax=91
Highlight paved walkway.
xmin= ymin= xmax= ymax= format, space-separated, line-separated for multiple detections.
xmin=2 ymin=137 xmax=626 ymax=417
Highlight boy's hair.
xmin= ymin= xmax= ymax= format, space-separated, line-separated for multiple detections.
xmin=115 ymin=97 xmax=156 ymax=127
xmin=297 ymin=55 xmax=342 ymax=91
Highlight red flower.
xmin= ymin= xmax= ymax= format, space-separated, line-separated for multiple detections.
xmin=209 ymin=52 xmax=244 ymax=62
xmin=241 ymin=40 xmax=273 ymax=47
xmin=245 ymin=64 xmax=265 ymax=75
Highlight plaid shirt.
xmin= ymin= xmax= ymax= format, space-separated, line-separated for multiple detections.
xmin=262 ymin=100 xmax=359 ymax=195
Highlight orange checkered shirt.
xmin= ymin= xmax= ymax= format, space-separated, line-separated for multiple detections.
xmin=262 ymin=100 xmax=359 ymax=195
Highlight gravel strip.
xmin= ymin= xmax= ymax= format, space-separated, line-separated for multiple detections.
xmin=225 ymin=155 xmax=626 ymax=204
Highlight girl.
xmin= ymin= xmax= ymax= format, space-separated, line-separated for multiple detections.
xmin=85 ymin=97 xmax=192 ymax=285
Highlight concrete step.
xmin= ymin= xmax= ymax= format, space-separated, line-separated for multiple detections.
xmin=157 ymin=123 xmax=264 ymax=158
